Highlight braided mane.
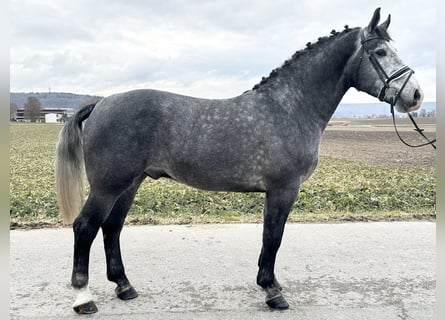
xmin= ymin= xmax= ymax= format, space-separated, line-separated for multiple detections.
xmin=252 ymin=25 xmax=358 ymax=90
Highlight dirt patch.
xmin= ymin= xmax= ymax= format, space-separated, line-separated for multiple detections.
xmin=320 ymin=129 xmax=436 ymax=168
xmin=9 ymin=220 xmax=64 ymax=230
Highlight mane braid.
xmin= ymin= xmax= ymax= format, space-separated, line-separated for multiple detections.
xmin=252 ymin=25 xmax=355 ymax=91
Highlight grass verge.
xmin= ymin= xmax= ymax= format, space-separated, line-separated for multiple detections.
xmin=10 ymin=123 xmax=435 ymax=229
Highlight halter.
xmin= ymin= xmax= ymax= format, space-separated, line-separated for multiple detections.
xmin=357 ymin=30 xmax=436 ymax=149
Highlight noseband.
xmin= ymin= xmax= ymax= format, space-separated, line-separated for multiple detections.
xmin=357 ymin=30 xmax=436 ymax=149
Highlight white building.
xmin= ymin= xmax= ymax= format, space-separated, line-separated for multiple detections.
xmin=45 ymin=113 xmax=58 ymax=123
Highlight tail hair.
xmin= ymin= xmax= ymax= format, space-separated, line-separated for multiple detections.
xmin=55 ymin=103 xmax=96 ymax=224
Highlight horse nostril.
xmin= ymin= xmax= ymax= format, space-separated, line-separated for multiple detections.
xmin=414 ymin=89 xmax=421 ymax=101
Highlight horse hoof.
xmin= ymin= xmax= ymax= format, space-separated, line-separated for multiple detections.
xmin=116 ymin=285 xmax=138 ymax=300
xmin=265 ymin=289 xmax=289 ymax=310
xmin=73 ymin=301 xmax=98 ymax=314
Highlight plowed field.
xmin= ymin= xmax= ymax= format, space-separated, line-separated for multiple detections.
xmin=321 ymin=118 xmax=436 ymax=168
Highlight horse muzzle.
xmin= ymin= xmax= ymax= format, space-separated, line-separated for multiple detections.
xmin=381 ymin=69 xmax=424 ymax=113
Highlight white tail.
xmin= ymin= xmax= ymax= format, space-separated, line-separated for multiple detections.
xmin=55 ymin=104 xmax=96 ymax=224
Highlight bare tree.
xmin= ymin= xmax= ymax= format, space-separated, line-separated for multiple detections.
xmin=10 ymin=102 xmax=18 ymax=121
xmin=24 ymin=97 xmax=41 ymax=122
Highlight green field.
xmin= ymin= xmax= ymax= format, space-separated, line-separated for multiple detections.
xmin=10 ymin=123 xmax=436 ymax=228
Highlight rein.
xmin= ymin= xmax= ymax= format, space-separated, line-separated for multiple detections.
xmin=390 ymin=104 xmax=436 ymax=149
xmin=358 ymin=30 xmax=436 ymax=150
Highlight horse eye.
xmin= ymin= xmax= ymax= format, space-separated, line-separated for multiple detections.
xmin=375 ymin=49 xmax=387 ymax=57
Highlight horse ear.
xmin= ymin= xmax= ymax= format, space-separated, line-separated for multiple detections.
xmin=367 ymin=7 xmax=381 ymax=33
xmin=380 ymin=14 xmax=391 ymax=30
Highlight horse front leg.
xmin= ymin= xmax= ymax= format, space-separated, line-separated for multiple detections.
xmin=257 ymin=188 xmax=298 ymax=309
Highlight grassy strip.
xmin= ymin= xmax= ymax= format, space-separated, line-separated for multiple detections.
xmin=126 ymin=157 xmax=436 ymax=224
xmin=10 ymin=123 xmax=435 ymax=228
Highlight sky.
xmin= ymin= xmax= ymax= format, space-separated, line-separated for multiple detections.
xmin=10 ymin=0 xmax=436 ymax=103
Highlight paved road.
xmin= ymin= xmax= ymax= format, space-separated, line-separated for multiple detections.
xmin=10 ymin=222 xmax=435 ymax=319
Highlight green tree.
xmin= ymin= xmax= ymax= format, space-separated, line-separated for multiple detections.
xmin=24 ymin=97 xmax=41 ymax=123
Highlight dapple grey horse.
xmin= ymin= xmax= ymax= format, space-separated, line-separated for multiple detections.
xmin=56 ymin=8 xmax=423 ymax=314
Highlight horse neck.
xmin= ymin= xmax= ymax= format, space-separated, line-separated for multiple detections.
xmin=255 ymin=28 xmax=360 ymax=126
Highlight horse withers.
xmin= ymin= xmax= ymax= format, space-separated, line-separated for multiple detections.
xmin=55 ymin=8 xmax=423 ymax=314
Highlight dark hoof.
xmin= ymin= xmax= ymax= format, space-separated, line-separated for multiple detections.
xmin=116 ymin=285 xmax=138 ymax=300
xmin=73 ymin=301 xmax=98 ymax=314
xmin=265 ymin=288 xmax=289 ymax=310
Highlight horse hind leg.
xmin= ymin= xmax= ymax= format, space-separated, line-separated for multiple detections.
xmin=257 ymin=188 xmax=299 ymax=310
xmin=71 ymin=190 xmax=122 ymax=314
xmin=101 ymin=175 xmax=145 ymax=301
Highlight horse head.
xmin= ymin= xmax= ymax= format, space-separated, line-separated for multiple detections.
xmin=351 ymin=8 xmax=423 ymax=113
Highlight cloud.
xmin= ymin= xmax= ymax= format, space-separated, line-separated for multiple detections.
xmin=10 ymin=0 xmax=436 ymax=102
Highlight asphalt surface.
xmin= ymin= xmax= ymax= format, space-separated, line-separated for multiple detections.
xmin=10 ymin=222 xmax=435 ymax=319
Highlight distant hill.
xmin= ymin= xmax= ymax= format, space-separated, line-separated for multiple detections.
xmin=10 ymin=92 xmax=103 ymax=110
xmin=10 ymin=92 xmax=436 ymax=118
xmin=332 ymin=101 xmax=436 ymax=118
